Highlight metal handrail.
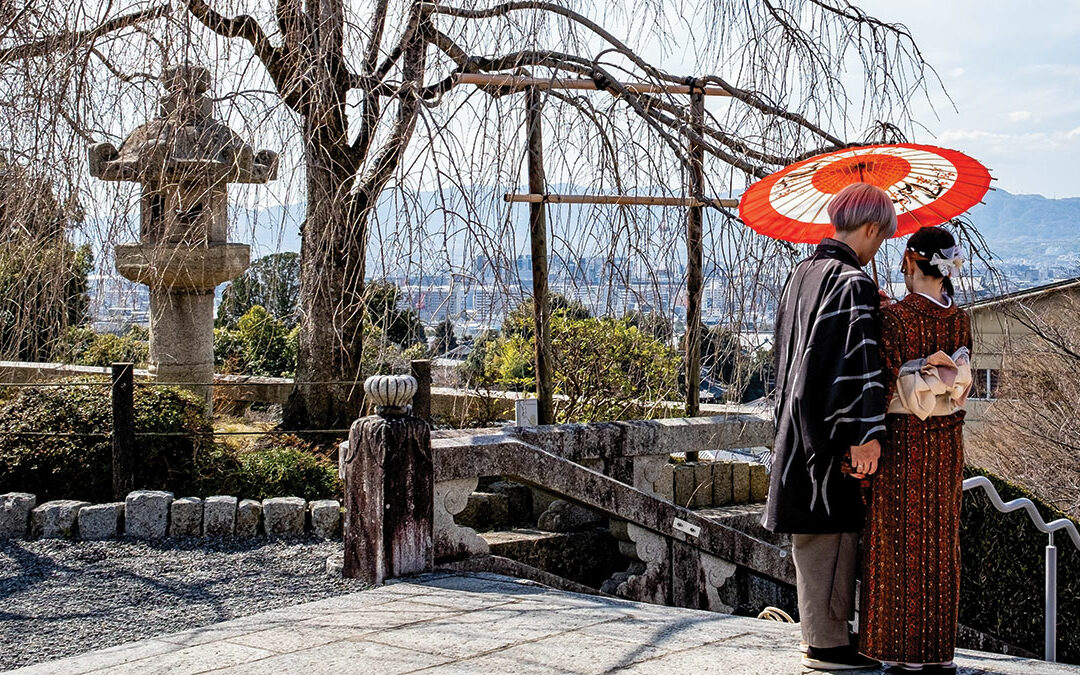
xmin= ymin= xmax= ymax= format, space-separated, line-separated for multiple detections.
xmin=964 ymin=476 xmax=1080 ymax=549
xmin=963 ymin=475 xmax=1079 ymax=662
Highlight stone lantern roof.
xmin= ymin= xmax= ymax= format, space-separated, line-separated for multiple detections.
xmin=88 ymin=65 xmax=278 ymax=185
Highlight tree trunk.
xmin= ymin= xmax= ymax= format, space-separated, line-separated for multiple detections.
xmin=284 ymin=1 xmax=424 ymax=430
xmin=285 ymin=123 xmax=367 ymax=431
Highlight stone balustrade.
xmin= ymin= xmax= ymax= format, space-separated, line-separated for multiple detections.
xmin=421 ymin=413 xmax=787 ymax=611
xmin=0 ymin=491 xmax=341 ymax=540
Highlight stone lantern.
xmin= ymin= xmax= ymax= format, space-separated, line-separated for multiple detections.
xmin=89 ymin=65 xmax=278 ymax=408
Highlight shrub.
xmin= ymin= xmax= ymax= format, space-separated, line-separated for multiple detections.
xmin=214 ymin=305 xmax=296 ymax=377
xmin=472 ymin=314 xmax=680 ymax=422
xmin=0 ymin=381 xmax=211 ymax=503
xmin=960 ymin=467 xmax=1080 ymax=663
xmin=64 ymin=325 xmax=149 ymax=367
xmin=0 ymin=383 xmax=342 ymax=503
xmin=228 ymin=435 xmax=340 ymax=501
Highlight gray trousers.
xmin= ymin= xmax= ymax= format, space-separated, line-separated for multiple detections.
xmin=792 ymin=532 xmax=859 ymax=649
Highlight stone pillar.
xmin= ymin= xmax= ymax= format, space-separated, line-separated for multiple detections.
xmin=343 ymin=375 xmax=433 ymax=584
xmin=148 ymin=288 xmax=215 ymax=400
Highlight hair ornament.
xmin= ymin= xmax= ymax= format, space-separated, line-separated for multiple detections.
xmin=927 ymin=245 xmax=964 ymax=278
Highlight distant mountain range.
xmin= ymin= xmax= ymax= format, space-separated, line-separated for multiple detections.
xmin=966 ymin=190 xmax=1080 ymax=260
xmin=233 ymin=187 xmax=1080 ymax=271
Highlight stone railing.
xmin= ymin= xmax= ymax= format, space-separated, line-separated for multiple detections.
xmin=428 ymin=414 xmax=773 ymax=551
xmin=426 ymin=415 xmax=787 ymax=608
xmin=337 ymin=374 xmax=788 ymax=617
xmin=0 ymin=491 xmax=341 ymax=540
xmin=0 ymin=360 xmax=768 ymax=424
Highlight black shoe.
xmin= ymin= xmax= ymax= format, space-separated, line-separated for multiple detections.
xmin=881 ymin=660 xmax=959 ymax=669
xmin=885 ymin=664 xmax=956 ymax=674
xmin=800 ymin=633 xmax=859 ymax=654
xmin=802 ymin=645 xmax=880 ymax=671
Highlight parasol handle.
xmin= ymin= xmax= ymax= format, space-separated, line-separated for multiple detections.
xmin=871 ymin=257 xmax=880 ymax=286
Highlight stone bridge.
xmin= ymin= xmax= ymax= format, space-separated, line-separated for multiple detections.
xmin=343 ymin=399 xmax=791 ymax=616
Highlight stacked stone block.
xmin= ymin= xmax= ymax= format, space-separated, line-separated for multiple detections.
xmin=79 ymin=503 xmax=124 ymax=539
xmin=669 ymin=459 xmax=770 ymax=509
xmin=309 ymin=500 xmax=342 ymax=538
xmin=30 ymin=500 xmax=89 ymax=538
xmin=170 ymin=497 xmax=203 ymax=535
xmin=236 ymin=499 xmax=262 ymax=536
xmin=203 ymin=495 xmax=237 ymax=535
xmin=263 ymin=497 xmax=306 ymax=536
xmin=0 ymin=491 xmax=341 ymax=540
xmin=0 ymin=493 xmax=35 ymax=537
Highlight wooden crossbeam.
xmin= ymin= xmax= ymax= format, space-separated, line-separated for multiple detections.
xmin=457 ymin=73 xmax=731 ymax=97
xmin=505 ymin=193 xmax=740 ymax=208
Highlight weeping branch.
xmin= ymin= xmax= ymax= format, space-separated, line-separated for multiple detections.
xmin=0 ymin=4 xmax=170 ymax=65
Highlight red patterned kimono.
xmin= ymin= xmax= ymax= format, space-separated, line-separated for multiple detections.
xmin=860 ymin=293 xmax=972 ymax=664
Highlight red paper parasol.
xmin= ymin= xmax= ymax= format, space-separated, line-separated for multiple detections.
xmin=738 ymin=143 xmax=992 ymax=244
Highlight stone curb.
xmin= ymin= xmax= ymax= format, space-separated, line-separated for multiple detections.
xmin=0 ymin=491 xmax=342 ymax=541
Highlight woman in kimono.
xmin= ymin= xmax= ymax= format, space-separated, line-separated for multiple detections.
xmin=859 ymin=226 xmax=972 ymax=674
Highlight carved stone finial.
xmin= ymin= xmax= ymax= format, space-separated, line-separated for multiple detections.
xmin=162 ymin=65 xmax=212 ymax=96
xmin=364 ymin=375 xmax=418 ymax=417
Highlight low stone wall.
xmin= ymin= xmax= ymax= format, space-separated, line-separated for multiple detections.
xmin=0 ymin=491 xmax=342 ymax=540
xmin=669 ymin=460 xmax=769 ymax=509
xmin=0 ymin=360 xmax=771 ymax=425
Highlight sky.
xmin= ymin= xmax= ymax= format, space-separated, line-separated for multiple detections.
xmin=853 ymin=0 xmax=1080 ymax=198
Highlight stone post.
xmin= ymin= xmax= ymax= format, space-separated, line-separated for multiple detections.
xmin=343 ymin=374 xmax=433 ymax=584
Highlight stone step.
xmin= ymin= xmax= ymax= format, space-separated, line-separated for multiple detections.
xmin=480 ymin=528 xmax=629 ymax=590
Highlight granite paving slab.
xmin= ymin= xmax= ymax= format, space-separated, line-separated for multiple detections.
xmin=9 ymin=572 xmax=1078 ymax=675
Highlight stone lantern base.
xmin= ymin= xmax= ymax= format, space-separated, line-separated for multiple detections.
xmin=115 ymin=243 xmax=250 ymax=290
xmin=115 ymin=243 xmax=251 ymax=413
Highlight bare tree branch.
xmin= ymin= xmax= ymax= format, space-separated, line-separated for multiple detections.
xmin=186 ymin=0 xmax=303 ymax=111
xmin=0 ymin=4 xmax=170 ymax=65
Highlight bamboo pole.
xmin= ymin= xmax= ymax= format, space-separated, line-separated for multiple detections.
xmin=505 ymin=193 xmax=739 ymax=208
xmin=457 ymin=73 xmax=732 ymax=97
xmin=527 ymin=87 xmax=554 ymax=426
xmin=685 ymin=89 xmax=705 ymax=438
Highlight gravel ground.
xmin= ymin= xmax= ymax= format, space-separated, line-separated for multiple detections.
xmin=0 ymin=537 xmax=368 ymax=671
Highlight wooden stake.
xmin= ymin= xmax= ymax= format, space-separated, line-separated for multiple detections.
xmin=527 ymin=87 xmax=554 ymax=426
xmin=505 ymin=193 xmax=739 ymax=208
xmin=685 ymin=89 xmax=705 ymax=435
xmin=410 ymin=359 xmax=432 ymax=422
xmin=457 ymin=73 xmax=732 ymax=97
xmin=111 ymin=362 xmax=135 ymax=500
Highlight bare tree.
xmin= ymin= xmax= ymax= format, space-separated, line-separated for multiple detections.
xmin=968 ymin=295 xmax=1080 ymax=519
xmin=0 ymin=0 xmax=945 ymax=428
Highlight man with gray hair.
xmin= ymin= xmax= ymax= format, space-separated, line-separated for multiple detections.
xmin=763 ymin=182 xmax=896 ymax=670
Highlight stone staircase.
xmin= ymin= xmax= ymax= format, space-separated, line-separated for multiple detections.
xmin=446 ymin=451 xmax=793 ymax=618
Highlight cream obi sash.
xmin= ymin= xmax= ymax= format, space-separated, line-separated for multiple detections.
xmin=887 ymin=346 xmax=973 ymax=420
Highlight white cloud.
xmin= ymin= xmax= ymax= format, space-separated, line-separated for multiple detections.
xmin=948 ymin=67 xmax=966 ymax=78
xmin=938 ymin=128 xmax=1080 ymax=147
xmin=1008 ymin=110 xmax=1033 ymax=122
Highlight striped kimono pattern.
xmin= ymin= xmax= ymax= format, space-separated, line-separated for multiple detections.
xmin=763 ymin=240 xmax=887 ymax=534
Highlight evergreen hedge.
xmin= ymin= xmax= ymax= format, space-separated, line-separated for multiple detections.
xmin=961 ymin=467 xmax=1080 ymax=663
xmin=0 ymin=382 xmax=340 ymax=503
